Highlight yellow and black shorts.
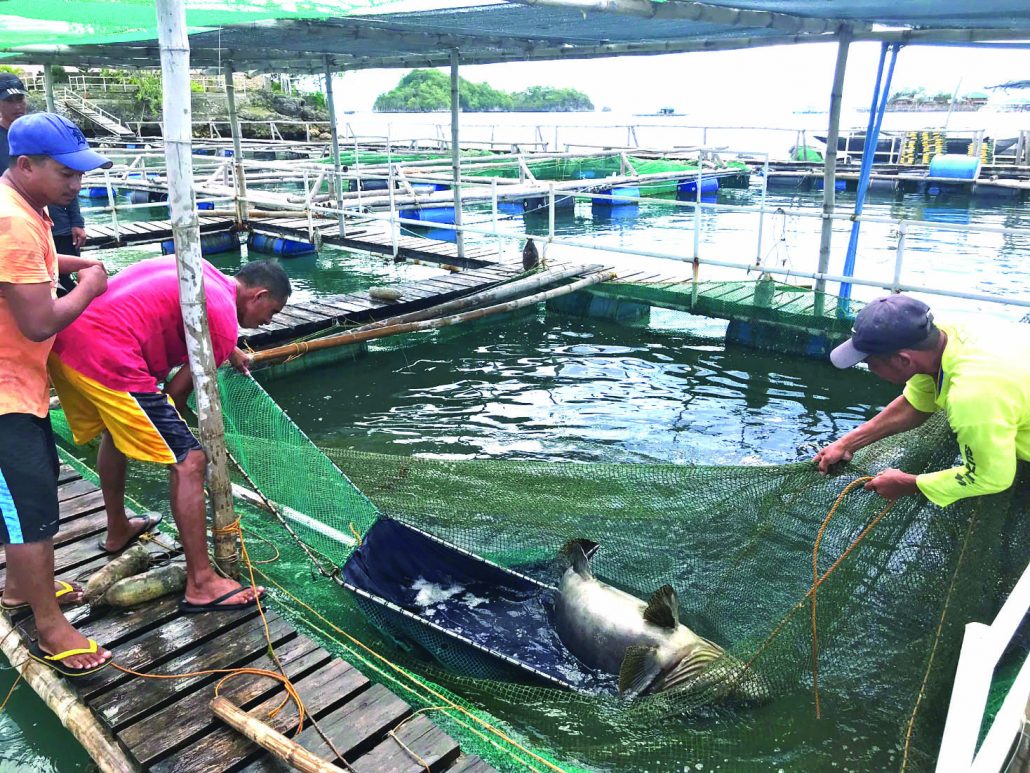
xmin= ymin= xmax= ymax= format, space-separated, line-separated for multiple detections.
xmin=48 ymin=356 xmax=202 ymax=465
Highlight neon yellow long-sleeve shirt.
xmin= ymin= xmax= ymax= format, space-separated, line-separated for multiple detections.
xmin=902 ymin=322 xmax=1030 ymax=507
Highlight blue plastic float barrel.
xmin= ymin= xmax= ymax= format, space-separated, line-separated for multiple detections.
xmin=125 ymin=190 xmax=152 ymax=205
xmin=592 ymin=186 xmax=640 ymax=208
xmin=676 ymin=177 xmax=719 ymax=197
xmin=929 ymin=154 xmax=980 ymax=180
xmin=197 ymin=201 xmax=215 ymax=211
xmin=399 ymin=207 xmax=456 ymax=224
xmin=812 ymin=178 xmax=846 ymax=192
xmin=247 ymin=231 xmax=317 ymax=257
xmin=521 ymin=195 xmax=574 ymax=212
xmin=78 ymin=186 xmax=110 ymax=199
xmin=161 ymin=230 xmax=239 ymax=257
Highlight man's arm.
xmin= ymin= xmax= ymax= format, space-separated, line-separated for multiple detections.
xmin=164 ymin=365 xmax=194 ymax=416
xmin=67 ymin=197 xmax=87 ymax=249
xmin=814 ymin=394 xmax=933 ymax=473
xmin=1 ymin=265 xmax=107 ymax=342
xmin=57 ymin=254 xmax=103 ymax=274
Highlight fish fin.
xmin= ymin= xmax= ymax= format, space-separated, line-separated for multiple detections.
xmin=559 ymin=539 xmax=599 ymax=578
xmin=642 ymin=584 xmax=679 ymax=629
xmin=656 ymin=641 xmax=727 ymax=693
xmin=618 ymin=645 xmax=662 ymax=697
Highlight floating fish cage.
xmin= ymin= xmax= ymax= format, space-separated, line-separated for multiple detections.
xmin=161 ymin=230 xmax=239 ymax=257
xmin=340 ymin=518 xmax=611 ymax=692
xmin=247 ymin=231 xmax=317 ymax=257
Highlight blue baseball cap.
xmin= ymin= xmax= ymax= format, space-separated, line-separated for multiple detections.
xmin=7 ymin=113 xmax=112 ymax=172
xmin=830 ymin=294 xmax=935 ymax=368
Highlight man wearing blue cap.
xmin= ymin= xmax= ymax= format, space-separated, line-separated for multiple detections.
xmin=815 ymin=294 xmax=1030 ymax=505
xmin=0 ymin=73 xmax=89 ymax=294
xmin=0 ymin=112 xmax=113 ymax=675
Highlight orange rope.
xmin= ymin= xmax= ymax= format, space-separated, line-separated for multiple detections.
xmin=810 ymin=477 xmax=896 ymax=718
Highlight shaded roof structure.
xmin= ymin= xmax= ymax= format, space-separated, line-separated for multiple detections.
xmin=1 ymin=0 xmax=1029 ymax=73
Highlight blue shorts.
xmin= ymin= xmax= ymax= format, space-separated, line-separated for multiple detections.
xmin=0 ymin=413 xmax=61 ymax=545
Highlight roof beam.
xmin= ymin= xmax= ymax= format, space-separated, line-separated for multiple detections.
xmin=510 ymin=0 xmax=867 ymax=35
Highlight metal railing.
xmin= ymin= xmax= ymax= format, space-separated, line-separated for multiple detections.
xmin=61 ymin=91 xmax=129 ymax=131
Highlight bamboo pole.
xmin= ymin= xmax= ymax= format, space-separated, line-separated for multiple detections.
xmin=0 ymin=615 xmax=136 ymax=772
xmin=324 ymin=58 xmax=345 ymax=237
xmin=224 ymin=61 xmax=249 ymax=228
xmin=294 ymin=264 xmax=590 ymax=346
xmin=450 ymin=49 xmax=465 ymax=261
xmin=42 ymin=64 xmax=56 ymax=113
xmin=815 ymin=25 xmax=851 ymax=316
xmin=156 ymin=0 xmax=239 ymax=576
xmin=253 ymin=269 xmax=617 ymax=365
xmin=211 ymin=697 xmax=343 ymax=772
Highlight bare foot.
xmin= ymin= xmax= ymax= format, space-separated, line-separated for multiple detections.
xmin=2 ymin=580 xmax=84 ymax=609
xmin=36 ymin=626 xmax=111 ymax=671
xmin=102 ymin=513 xmax=162 ymax=553
xmin=183 ymin=576 xmax=264 ymax=608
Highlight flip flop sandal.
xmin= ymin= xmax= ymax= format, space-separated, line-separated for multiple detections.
xmin=26 ymin=638 xmax=111 ymax=677
xmin=0 ymin=580 xmax=85 ymax=612
xmin=97 ymin=512 xmax=164 ymax=554
xmin=178 ymin=587 xmax=265 ymax=614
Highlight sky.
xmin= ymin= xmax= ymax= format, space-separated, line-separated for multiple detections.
xmin=324 ymin=42 xmax=1030 ymax=115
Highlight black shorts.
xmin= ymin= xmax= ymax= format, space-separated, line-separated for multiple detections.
xmin=0 ymin=413 xmax=61 ymax=545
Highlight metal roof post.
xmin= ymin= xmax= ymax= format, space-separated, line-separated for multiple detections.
xmin=224 ymin=61 xmax=249 ymax=228
xmin=450 ymin=48 xmax=465 ymax=261
xmin=815 ymin=25 xmax=852 ymax=317
xmin=42 ymin=64 xmax=56 ymax=112
xmin=324 ymin=57 xmax=345 ymax=237
xmin=155 ymin=0 xmax=239 ymax=577
xmin=839 ymin=42 xmax=900 ymax=315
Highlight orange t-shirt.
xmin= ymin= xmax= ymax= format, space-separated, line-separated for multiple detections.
xmin=0 ymin=182 xmax=58 ymax=418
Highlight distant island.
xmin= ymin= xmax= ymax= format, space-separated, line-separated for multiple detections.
xmin=374 ymin=69 xmax=594 ymax=112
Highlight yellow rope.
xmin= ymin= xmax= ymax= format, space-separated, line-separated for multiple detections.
xmin=0 ymin=673 xmax=22 ymax=712
xmin=254 ymin=568 xmax=564 ymax=773
xmin=348 ymin=522 xmax=363 ymax=547
xmin=900 ymin=502 xmax=980 ymax=771
xmin=811 ymin=477 xmax=895 ymax=718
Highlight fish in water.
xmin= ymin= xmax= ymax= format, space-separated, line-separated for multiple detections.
xmin=554 ymin=540 xmax=769 ymax=700
xmin=522 ymin=238 xmax=540 ymax=271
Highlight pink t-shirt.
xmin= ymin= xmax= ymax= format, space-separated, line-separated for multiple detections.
xmin=53 ymin=256 xmax=238 ymax=393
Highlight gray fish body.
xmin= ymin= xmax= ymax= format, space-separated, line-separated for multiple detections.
xmin=553 ymin=542 xmax=769 ymax=700
xmin=554 ymin=567 xmax=711 ymax=676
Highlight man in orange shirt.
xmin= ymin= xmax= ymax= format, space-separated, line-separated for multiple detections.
xmin=0 ymin=113 xmax=111 ymax=676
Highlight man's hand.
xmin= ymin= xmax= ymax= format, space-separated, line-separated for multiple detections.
xmin=76 ymin=264 xmax=108 ymax=300
xmin=864 ymin=468 xmax=919 ymax=501
xmin=228 ymin=347 xmax=253 ymax=376
xmin=71 ymin=226 xmax=87 ymax=250
xmin=813 ymin=439 xmax=853 ymax=474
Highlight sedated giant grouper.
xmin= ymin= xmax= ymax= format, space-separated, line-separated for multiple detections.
xmin=554 ymin=540 xmax=769 ymax=701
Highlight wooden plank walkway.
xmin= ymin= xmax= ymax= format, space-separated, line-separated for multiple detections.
xmin=85 ymin=216 xmax=237 ymax=250
xmin=239 ymin=259 xmax=549 ymax=348
xmin=254 ymin=217 xmax=503 ymax=270
xmin=0 ymin=469 xmax=495 ymax=772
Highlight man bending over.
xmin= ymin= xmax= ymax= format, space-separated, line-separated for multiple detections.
xmin=49 ymin=256 xmax=290 ymax=612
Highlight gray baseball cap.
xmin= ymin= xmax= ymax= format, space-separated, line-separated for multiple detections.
xmin=830 ymin=295 xmax=935 ymax=368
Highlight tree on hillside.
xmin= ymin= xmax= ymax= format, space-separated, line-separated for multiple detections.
xmin=374 ymin=69 xmax=591 ymax=112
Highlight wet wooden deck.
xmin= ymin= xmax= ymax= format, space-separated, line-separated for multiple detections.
xmin=239 ymin=259 xmax=574 ymax=348
xmin=84 ymin=216 xmax=237 ymax=250
xmin=0 ymin=469 xmax=494 ymax=772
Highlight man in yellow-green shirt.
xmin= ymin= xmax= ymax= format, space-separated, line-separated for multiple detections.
xmin=814 ymin=294 xmax=1030 ymax=505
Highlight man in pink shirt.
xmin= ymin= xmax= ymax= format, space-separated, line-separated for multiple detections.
xmin=49 ymin=256 xmax=290 ymax=612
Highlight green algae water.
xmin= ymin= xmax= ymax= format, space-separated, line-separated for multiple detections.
xmin=5 ymin=181 xmax=1026 ymax=770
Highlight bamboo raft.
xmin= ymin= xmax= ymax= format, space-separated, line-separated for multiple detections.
xmin=0 ymin=467 xmax=495 ymax=772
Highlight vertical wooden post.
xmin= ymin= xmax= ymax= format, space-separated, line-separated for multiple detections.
xmin=815 ymin=25 xmax=852 ymax=316
xmin=156 ymin=0 xmax=239 ymax=577
xmin=324 ymin=58 xmax=345 ymax=237
xmin=450 ymin=49 xmax=465 ymax=260
xmin=224 ymin=62 xmax=248 ymax=228
xmin=42 ymin=64 xmax=56 ymax=113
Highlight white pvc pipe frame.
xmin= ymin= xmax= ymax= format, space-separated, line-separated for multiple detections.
xmin=936 ymin=559 xmax=1030 ymax=773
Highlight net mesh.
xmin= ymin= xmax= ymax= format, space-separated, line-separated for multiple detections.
xmin=171 ymin=368 xmax=1027 ymax=772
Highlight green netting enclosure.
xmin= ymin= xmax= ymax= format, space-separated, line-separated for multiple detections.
xmin=55 ymin=367 xmax=1027 ymax=772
